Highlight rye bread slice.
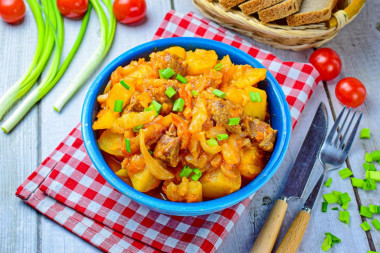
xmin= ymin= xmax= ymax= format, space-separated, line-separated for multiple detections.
xmin=220 ymin=0 xmax=247 ymax=9
xmin=258 ymin=0 xmax=303 ymax=23
xmin=239 ymin=0 xmax=284 ymax=15
xmin=286 ymin=0 xmax=338 ymax=26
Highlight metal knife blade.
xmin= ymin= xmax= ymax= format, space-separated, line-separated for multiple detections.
xmin=303 ymin=173 xmax=324 ymax=210
xmin=281 ymin=102 xmax=328 ymax=199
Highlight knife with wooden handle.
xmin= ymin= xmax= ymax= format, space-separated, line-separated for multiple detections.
xmin=251 ymin=103 xmax=328 ymax=253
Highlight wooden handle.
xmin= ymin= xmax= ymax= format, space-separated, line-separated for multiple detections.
xmin=251 ymin=199 xmax=288 ymax=253
xmin=329 ymin=0 xmax=366 ymax=28
xmin=275 ymin=210 xmax=311 ymax=253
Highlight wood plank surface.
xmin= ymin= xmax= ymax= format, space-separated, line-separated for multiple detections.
xmin=0 ymin=0 xmax=379 ymax=252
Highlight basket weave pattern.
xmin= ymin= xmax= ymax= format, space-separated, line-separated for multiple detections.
xmin=193 ymin=0 xmax=365 ymax=50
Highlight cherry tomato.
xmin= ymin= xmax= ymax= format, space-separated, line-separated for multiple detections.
xmin=335 ymin=77 xmax=366 ymax=108
xmin=0 ymin=0 xmax=25 ymax=24
xmin=57 ymin=0 xmax=88 ymax=18
xmin=113 ymin=0 xmax=146 ymax=25
xmin=309 ymin=48 xmax=342 ymax=81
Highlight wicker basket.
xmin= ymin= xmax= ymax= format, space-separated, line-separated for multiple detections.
xmin=193 ymin=0 xmax=366 ymax=51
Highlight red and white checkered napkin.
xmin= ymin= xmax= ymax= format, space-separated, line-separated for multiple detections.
xmin=16 ymin=11 xmax=320 ymax=253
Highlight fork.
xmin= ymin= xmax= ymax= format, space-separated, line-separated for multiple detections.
xmin=275 ymin=106 xmax=362 ymax=253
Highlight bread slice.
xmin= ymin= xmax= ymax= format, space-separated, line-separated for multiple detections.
xmin=258 ymin=0 xmax=303 ymax=23
xmin=286 ymin=0 xmax=338 ymax=26
xmin=219 ymin=0 xmax=247 ymax=9
xmin=239 ymin=0 xmax=284 ymax=15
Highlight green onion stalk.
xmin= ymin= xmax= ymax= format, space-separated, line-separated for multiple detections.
xmin=1 ymin=1 xmax=92 ymax=133
xmin=53 ymin=0 xmax=116 ymax=112
xmin=0 ymin=0 xmax=49 ymax=120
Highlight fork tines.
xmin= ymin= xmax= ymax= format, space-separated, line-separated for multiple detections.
xmin=326 ymin=106 xmax=363 ymax=151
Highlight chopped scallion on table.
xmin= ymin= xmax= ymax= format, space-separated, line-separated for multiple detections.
xmin=338 ymin=192 xmax=351 ymax=207
xmin=371 ymin=150 xmax=380 ymax=161
xmin=323 ymin=192 xmax=339 ymax=204
xmin=180 ymin=166 xmax=193 ymax=177
xmin=228 ymin=117 xmax=240 ymax=126
xmin=363 ymin=163 xmax=376 ymax=171
xmin=217 ymin=134 xmax=229 ymax=141
xmin=367 ymin=171 xmax=380 ymax=181
xmin=339 ymin=167 xmax=353 ymax=179
xmin=365 ymin=153 xmax=373 ymax=163
xmin=321 ymin=232 xmax=341 ymax=252
xmin=165 ymin=87 xmax=177 ymax=98
xmin=159 ymin=68 xmax=175 ymax=79
xmin=114 ymin=100 xmax=123 ymax=112
xmin=191 ymin=90 xmax=199 ymax=97
xmin=363 ymin=179 xmax=377 ymax=190
xmin=176 ymin=74 xmax=187 ymax=84
xmin=360 ymin=206 xmax=373 ymax=218
xmin=120 ymin=80 xmax=130 ymax=90
xmin=125 ymin=139 xmax=131 ymax=153
xmin=191 ymin=168 xmax=202 ymax=181
xmin=372 ymin=219 xmax=380 ymax=231
xmin=206 ymin=138 xmax=219 ymax=146
xmin=133 ymin=125 xmax=144 ymax=133
xmin=351 ymin=177 xmax=364 ymax=188
xmin=322 ymin=202 xmax=328 ymax=212
xmin=360 ymin=128 xmax=371 ymax=139
xmin=338 ymin=210 xmax=350 ymax=225
xmin=360 ymin=221 xmax=371 ymax=231
xmin=331 ymin=207 xmax=339 ymax=211
xmin=324 ymin=177 xmax=332 ymax=187
xmin=213 ymin=63 xmax=222 ymax=71
xmin=173 ymin=98 xmax=185 ymax=112
xmin=212 ymin=89 xmax=226 ymax=98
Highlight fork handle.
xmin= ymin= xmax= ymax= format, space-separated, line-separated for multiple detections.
xmin=275 ymin=209 xmax=311 ymax=253
xmin=251 ymin=198 xmax=288 ymax=253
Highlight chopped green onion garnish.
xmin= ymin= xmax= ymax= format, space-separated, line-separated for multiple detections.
xmin=322 ymin=202 xmax=328 ymax=212
xmin=133 ymin=125 xmax=144 ymax=133
xmin=363 ymin=163 xmax=376 ymax=171
xmin=217 ymin=134 xmax=229 ymax=141
xmin=114 ymin=100 xmax=123 ymax=112
xmin=160 ymin=68 xmax=175 ymax=79
xmin=365 ymin=153 xmax=373 ymax=163
xmin=367 ymin=171 xmax=380 ymax=181
xmin=338 ymin=210 xmax=350 ymax=225
xmin=323 ymin=192 xmax=339 ymax=204
xmin=369 ymin=204 xmax=379 ymax=214
xmin=338 ymin=193 xmax=351 ymax=209
xmin=180 ymin=165 xmax=193 ymax=177
xmin=371 ymin=150 xmax=380 ymax=161
xmin=228 ymin=117 xmax=240 ymax=126
xmin=360 ymin=128 xmax=371 ymax=139
xmin=165 ymin=87 xmax=177 ymax=98
xmin=125 ymin=139 xmax=131 ymax=153
xmin=176 ymin=74 xmax=187 ymax=84
xmin=213 ymin=63 xmax=222 ymax=71
xmin=372 ymin=219 xmax=380 ymax=231
xmin=351 ymin=177 xmax=364 ymax=188
xmin=158 ymin=69 xmax=164 ymax=78
xmin=120 ymin=80 xmax=130 ymax=90
xmin=324 ymin=177 xmax=332 ymax=187
xmin=206 ymin=138 xmax=219 ymax=146
xmin=321 ymin=232 xmax=341 ymax=252
xmin=249 ymin=92 xmax=262 ymax=102
xmin=331 ymin=207 xmax=339 ymax=210
xmin=363 ymin=179 xmax=377 ymax=190
xmin=145 ymin=100 xmax=162 ymax=116
xmin=191 ymin=90 xmax=199 ymax=97
xmin=212 ymin=89 xmax=226 ymax=98
xmin=191 ymin=168 xmax=202 ymax=181
xmin=339 ymin=167 xmax=353 ymax=179
xmin=360 ymin=206 xmax=373 ymax=218
xmin=360 ymin=221 xmax=371 ymax=231
xmin=173 ymin=98 xmax=185 ymax=112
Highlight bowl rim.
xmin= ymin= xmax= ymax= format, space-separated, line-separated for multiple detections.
xmin=81 ymin=37 xmax=291 ymax=216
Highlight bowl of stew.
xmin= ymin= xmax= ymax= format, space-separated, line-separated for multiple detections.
xmin=82 ymin=37 xmax=291 ymax=216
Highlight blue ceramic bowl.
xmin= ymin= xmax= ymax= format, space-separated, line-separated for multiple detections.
xmin=82 ymin=37 xmax=291 ymax=216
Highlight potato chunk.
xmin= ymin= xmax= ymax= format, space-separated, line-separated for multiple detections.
xmin=230 ymin=65 xmax=266 ymax=88
xmin=129 ymin=167 xmax=161 ymax=192
xmin=97 ymin=129 xmax=124 ymax=157
xmin=200 ymin=167 xmax=241 ymax=199
xmin=238 ymin=146 xmax=266 ymax=179
xmin=186 ymin=49 xmax=218 ymax=75
xmin=163 ymin=177 xmax=203 ymax=203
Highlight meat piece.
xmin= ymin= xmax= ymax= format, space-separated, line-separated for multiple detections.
xmin=207 ymin=97 xmax=243 ymax=133
xmin=154 ymin=124 xmax=181 ymax=167
xmin=150 ymin=52 xmax=187 ymax=77
xmin=241 ymin=116 xmax=277 ymax=152
xmin=127 ymin=92 xmax=151 ymax=112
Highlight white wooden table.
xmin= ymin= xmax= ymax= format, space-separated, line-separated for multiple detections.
xmin=1 ymin=0 xmax=379 ymax=252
